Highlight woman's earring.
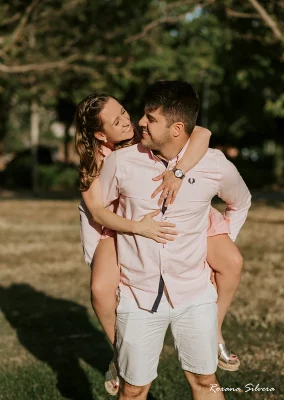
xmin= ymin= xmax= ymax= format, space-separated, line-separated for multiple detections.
xmin=103 ymin=139 xmax=107 ymax=143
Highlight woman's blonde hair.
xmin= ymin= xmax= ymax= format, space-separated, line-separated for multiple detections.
xmin=75 ymin=94 xmax=110 ymax=191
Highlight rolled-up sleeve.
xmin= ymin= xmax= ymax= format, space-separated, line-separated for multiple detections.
xmin=99 ymin=152 xmax=120 ymax=207
xmin=217 ymin=152 xmax=251 ymax=241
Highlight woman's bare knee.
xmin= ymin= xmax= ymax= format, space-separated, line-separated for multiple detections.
xmin=207 ymin=235 xmax=243 ymax=277
xmin=228 ymin=249 xmax=243 ymax=276
xmin=90 ymin=281 xmax=114 ymax=302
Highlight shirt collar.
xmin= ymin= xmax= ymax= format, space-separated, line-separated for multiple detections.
xmin=148 ymin=138 xmax=190 ymax=165
xmin=98 ymin=145 xmax=112 ymax=158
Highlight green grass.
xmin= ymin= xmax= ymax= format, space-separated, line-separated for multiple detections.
xmin=0 ymin=199 xmax=283 ymax=400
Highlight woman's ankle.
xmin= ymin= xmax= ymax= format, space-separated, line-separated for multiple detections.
xmin=218 ymin=330 xmax=224 ymax=344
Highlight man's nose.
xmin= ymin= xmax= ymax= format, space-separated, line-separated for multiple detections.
xmin=139 ymin=115 xmax=146 ymax=126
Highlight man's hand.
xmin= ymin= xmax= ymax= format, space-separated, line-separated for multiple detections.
xmin=151 ymin=170 xmax=183 ymax=207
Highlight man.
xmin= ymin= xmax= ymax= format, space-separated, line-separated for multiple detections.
xmin=99 ymin=81 xmax=251 ymax=400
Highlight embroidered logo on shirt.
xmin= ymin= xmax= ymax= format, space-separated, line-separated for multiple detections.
xmin=188 ymin=178 xmax=196 ymax=184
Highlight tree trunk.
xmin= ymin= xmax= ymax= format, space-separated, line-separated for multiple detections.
xmin=31 ymin=99 xmax=40 ymax=194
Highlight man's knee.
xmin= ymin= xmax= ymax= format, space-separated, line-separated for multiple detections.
xmin=119 ymin=380 xmax=150 ymax=399
xmin=186 ymin=371 xmax=218 ymax=390
xmin=195 ymin=373 xmax=217 ymax=388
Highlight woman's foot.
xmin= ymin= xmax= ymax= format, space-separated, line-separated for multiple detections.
xmin=218 ymin=332 xmax=240 ymax=361
xmin=104 ymin=361 xmax=120 ymax=396
xmin=218 ymin=342 xmax=240 ymax=371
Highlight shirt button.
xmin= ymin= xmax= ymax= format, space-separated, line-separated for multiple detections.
xmin=163 ymin=270 xmax=167 ymax=274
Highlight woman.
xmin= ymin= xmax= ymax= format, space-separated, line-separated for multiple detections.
xmin=75 ymin=94 xmax=242 ymax=394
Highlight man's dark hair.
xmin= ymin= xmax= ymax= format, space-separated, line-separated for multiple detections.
xmin=144 ymin=80 xmax=200 ymax=135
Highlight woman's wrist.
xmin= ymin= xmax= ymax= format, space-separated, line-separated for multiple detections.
xmin=175 ymin=161 xmax=189 ymax=174
xmin=132 ymin=220 xmax=140 ymax=235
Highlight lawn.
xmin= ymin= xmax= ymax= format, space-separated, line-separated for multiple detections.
xmin=0 ymin=198 xmax=283 ymax=400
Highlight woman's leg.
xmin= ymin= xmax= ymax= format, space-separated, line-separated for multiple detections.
xmin=207 ymin=234 xmax=243 ymax=345
xmin=90 ymin=236 xmax=120 ymax=345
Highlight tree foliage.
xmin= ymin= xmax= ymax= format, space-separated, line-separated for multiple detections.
xmin=0 ymin=0 xmax=283 ymax=152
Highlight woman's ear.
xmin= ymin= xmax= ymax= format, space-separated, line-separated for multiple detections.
xmin=94 ymin=132 xmax=107 ymax=143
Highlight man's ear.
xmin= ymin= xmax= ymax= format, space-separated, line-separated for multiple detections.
xmin=172 ymin=122 xmax=185 ymax=137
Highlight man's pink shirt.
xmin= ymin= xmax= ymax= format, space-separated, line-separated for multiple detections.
xmin=99 ymin=141 xmax=251 ymax=310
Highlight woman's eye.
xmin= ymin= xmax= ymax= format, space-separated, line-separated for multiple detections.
xmin=122 ymin=109 xmax=126 ymax=114
xmin=115 ymin=121 xmax=119 ymax=126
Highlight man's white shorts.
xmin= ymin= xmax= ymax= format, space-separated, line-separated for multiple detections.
xmin=116 ymin=283 xmax=218 ymax=386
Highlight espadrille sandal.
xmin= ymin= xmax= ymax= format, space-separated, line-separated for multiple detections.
xmin=104 ymin=361 xmax=120 ymax=396
xmin=218 ymin=343 xmax=240 ymax=372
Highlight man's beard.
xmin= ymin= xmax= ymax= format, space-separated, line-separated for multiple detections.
xmin=141 ymin=128 xmax=171 ymax=151
xmin=140 ymin=137 xmax=155 ymax=149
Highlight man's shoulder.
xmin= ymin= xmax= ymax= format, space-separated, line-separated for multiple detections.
xmin=192 ymin=148 xmax=226 ymax=171
xmin=206 ymin=148 xmax=225 ymax=158
xmin=205 ymin=148 xmax=228 ymax=164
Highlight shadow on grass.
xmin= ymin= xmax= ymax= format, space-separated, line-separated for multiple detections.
xmin=0 ymin=283 xmax=112 ymax=400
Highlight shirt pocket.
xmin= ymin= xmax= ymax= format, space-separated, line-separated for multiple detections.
xmin=170 ymin=174 xmax=214 ymax=225
xmin=174 ymin=171 xmax=218 ymax=204
xmin=120 ymin=178 xmax=164 ymax=214
xmin=120 ymin=164 xmax=163 ymax=201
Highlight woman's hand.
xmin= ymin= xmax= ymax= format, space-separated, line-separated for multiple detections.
xmin=151 ymin=170 xmax=183 ymax=207
xmin=134 ymin=210 xmax=178 ymax=244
